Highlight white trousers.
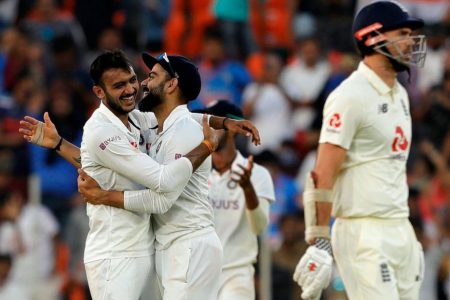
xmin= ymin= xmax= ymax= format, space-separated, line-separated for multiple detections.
xmin=332 ymin=218 xmax=424 ymax=300
xmin=218 ymin=265 xmax=255 ymax=300
xmin=155 ymin=231 xmax=223 ymax=300
xmin=85 ymin=255 xmax=157 ymax=300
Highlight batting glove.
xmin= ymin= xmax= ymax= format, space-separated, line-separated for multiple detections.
xmin=293 ymin=239 xmax=333 ymax=300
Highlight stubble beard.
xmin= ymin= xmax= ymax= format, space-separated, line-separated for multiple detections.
xmin=138 ymin=83 xmax=165 ymax=112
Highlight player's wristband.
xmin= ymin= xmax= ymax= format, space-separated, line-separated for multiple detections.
xmin=222 ymin=117 xmax=229 ymax=131
xmin=53 ymin=137 xmax=63 ymax=151
xmin=202 ymin=140 xmax=214 ymax=154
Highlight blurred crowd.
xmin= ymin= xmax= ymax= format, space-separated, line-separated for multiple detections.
xmin=0 ymin=0 xmax=448 ymax=299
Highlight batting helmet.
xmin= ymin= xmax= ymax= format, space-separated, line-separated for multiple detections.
xmin=352 ymin=1 xmax=426 ymax=68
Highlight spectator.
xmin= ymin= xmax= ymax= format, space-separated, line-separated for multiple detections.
xmin=243 ymin=52 xmax=293 ymax=154
xmin=280 ymin=36 xmax=330 ymax=131
xmin=194 ymin=25 xmax=252 ymax=109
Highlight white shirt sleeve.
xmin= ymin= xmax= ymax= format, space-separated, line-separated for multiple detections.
xmin=124 ymin=118 xmax=204 ymax=214
xmin=190 ymin=113 xmax=210 ymax=127
xmin=246 ymin=165 xmax=275 ymax=234
xmin=319 ymin=90 xmax=365 ymax=149
xmin=86 ymin=124 xmax=193 ymax=192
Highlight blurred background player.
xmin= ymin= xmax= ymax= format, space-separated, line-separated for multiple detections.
xmin=203 ymin=100 xmax=275 ymax=300
xmin=293 ymin=2 xmax=428 ymax=300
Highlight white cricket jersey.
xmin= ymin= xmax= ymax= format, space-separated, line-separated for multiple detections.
xmin=81 ymin=103 xmax=193 ymax=262
xmin=209 ymin=152 xmax=275 ymax=269
xmin=319 ymin=62 xmax=411 ymax=219
xmin=148 ymin=105 xmax=215 ymax=250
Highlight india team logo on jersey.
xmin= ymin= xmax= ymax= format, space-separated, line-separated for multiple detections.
xmin=391 ymin=126 xmax=408 ymax=152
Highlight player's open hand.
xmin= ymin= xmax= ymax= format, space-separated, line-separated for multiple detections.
xmin=231 ymin=155 xmax=254 ymax=189
xmin=78 ymin=169 xmax=106 ymax=205
xmin=19 ymin=112 xmax=61 ymax=148
xmin=202 ymin=114 xmax=224 ymax=152
xmin=293 ymin=245 xmax=332 ymax=300
xmin=224 ymin=118 xmax=261 ymax=146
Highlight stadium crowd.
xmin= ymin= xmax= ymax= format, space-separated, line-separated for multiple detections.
xmin=0 ymin=0 xmax=448 ymax=299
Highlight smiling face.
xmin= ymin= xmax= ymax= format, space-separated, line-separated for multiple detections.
xmin=93 ymin=67 xmax=139 ymax=116
xmin=139 ymin=63 xmax=172 ymax=112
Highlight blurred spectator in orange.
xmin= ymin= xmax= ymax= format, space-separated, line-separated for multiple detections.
xmin=164 ymin=0 xmax=215 ymax=58
xmin=243 ymin=52 xmax=293 ymax=154
xmin=193 ymin=25 xmax=252 ymax=110
xmin=250 ymin=0 xmax=296 ymax=57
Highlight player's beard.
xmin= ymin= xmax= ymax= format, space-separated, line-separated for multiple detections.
xmin=105 ymin=91 xmax=134 ymax=115
xmin=138 ymin=82 xmax=165 ymax=112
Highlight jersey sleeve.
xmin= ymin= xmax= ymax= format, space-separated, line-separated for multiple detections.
xmin=85 ymin=124 xmax=192 ymax=192
xmin=319 ymin=90 xmax=365 ymax=149
xmin=251 ymin=165 xmax=276 ymax=203
xmin=245 ymin=165 xmax=275 ymax=234
xmin=123 ymin=118 xmax=204 ymax=214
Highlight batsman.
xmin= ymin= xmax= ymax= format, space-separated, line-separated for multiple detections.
xmin=293 ymin=2 xmax=427 ymax=299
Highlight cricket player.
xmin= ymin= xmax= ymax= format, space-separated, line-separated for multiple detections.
xmin=203 ymin=100 xmax=275 ymax=300
xmin=18 ymin=51 xmax=255 ymax=300
xmin=293 ymin=2 xmax=427 ymax=300
xmin=77 ymin=53 xmax=235 ymax=300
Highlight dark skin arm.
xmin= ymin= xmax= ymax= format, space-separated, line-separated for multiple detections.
xmin=209 ymin=116 xmax=261 ymax=146
xmin=232 ymin=155 xmax=259 ymax=210
xmin=19 ymin=113 xmax=260 ymax=167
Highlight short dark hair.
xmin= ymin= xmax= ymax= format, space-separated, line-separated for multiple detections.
xmin=89 ymin=50 xmax=133 ymax=85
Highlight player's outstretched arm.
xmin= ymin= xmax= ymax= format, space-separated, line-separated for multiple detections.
xmin=191 ymin=113 xmax=261 ymax=146
xmin=79 ymin=115 xmax=222 ymax=213
xmin=19 ymin=112 xmax=81 ymax=168
xmin=210 ymin=115 xmax=261 ymax=146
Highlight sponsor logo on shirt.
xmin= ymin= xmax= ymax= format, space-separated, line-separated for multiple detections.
xmin=326 ymin=113 xmax=342 ymax=134
xmin=391 ymin=126 xmax=408 ymax=152
xmin=175 ymin=153 xmax=182 ymax=160
xmin=211 ymin=199 xmax=239 ymax=210
xmin=380 ymin=263 xmax=391 ymax=282
xmin=130 ymin=141 xmax=138 ymax=149
xmin=328 ymin=113 xmax=342 ymax=128
xmin=390 ymin=126 xmax=408 ymax=160
xmin=98 ymin=136 xmax=121 ymax=150
xmin=399 ymin=98 xmax=409 ymax=117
